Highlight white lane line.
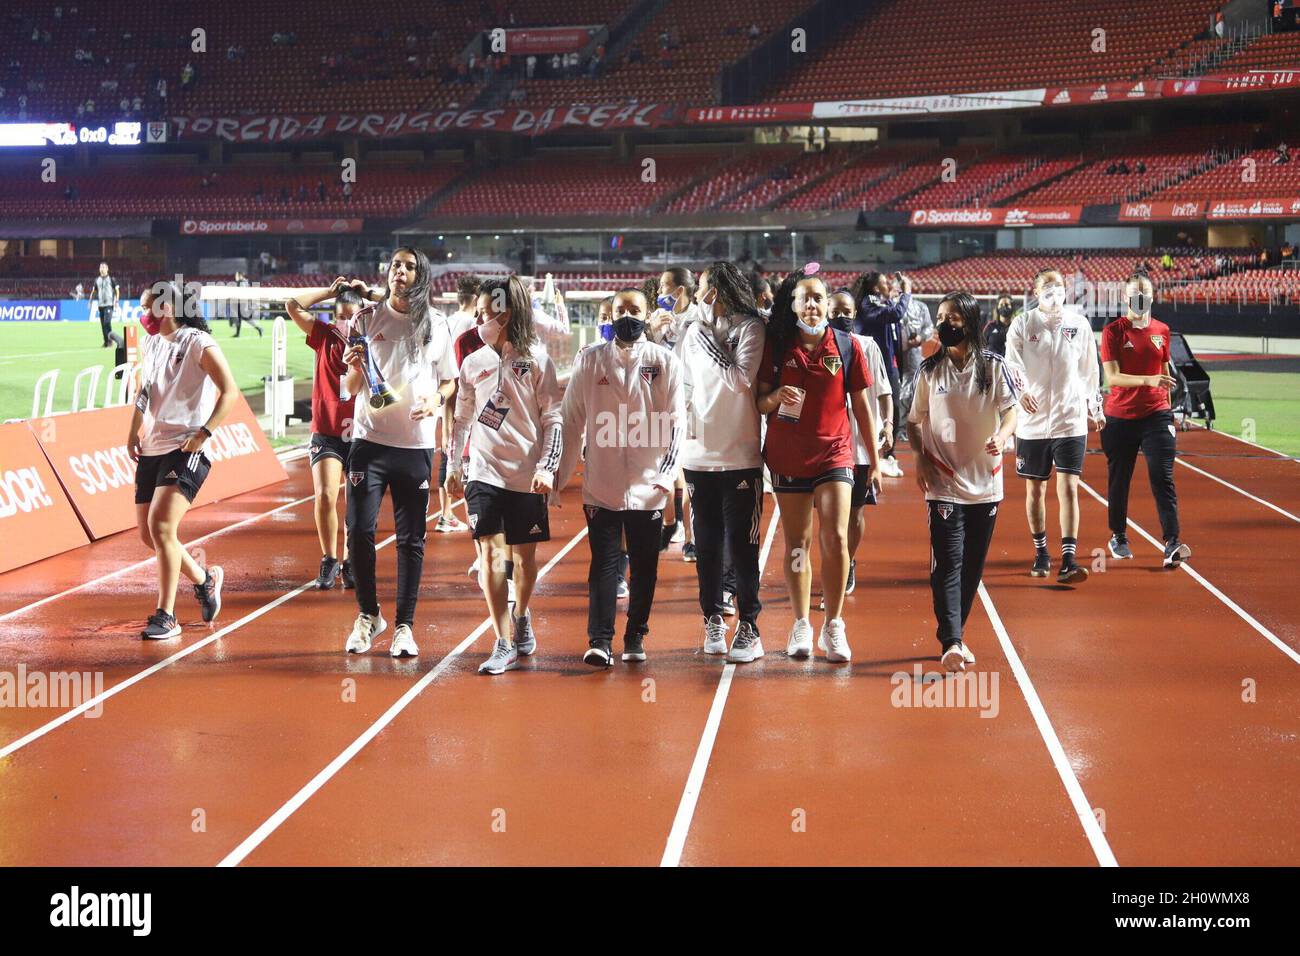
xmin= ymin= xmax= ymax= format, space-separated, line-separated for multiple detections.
xmin=217 ymin=524 xmax=591 ymax=868
xmin=1183 ymin=422 xmax=1298 ymax=462
xmin=660 ymin=502 xmax=781 ymax=868
xmin=976 ymin=583 xmax=1119 ymax=867
xmin=1079 ymin=480 xmax=1300 ymax=667
xmin=0 ymin=492 xmax=314 ymax=623
xmin=0 ymin=498 xmax=467 ymax=755
xmin=1175 ymin=457 xmax=1300 ymax=524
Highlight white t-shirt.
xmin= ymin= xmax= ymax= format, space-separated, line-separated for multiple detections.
xmin=852 ymin=332 xmax=892 ymax=466
xmin=447 ymin=308 xmax=477 ymax=342
xmin=350 ymin=302 xmax=456 ymax=450
xmin=138 ymin=327 xmax=218 ymax=455
xmin=908 ymin=349 xmax=1019 ymax=504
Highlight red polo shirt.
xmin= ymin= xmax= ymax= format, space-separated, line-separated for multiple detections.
xmin=305 ymin=317 xmax=356 ymax=438
xmin=759 ymin=328 xmax=871 ymax=477
xmin=1100 ymin=316 xmax=1172 ymax=419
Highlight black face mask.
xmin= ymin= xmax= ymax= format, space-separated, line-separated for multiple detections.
xmin=613 ymin=315 xmax=645 ymax=342
xmin=937 ymin=321 xmax=965 ymax=348
xmin=997 ymin=305 xmax=1014 ymax=319
xmin=828 ymin=314 xmax=852 ymax=332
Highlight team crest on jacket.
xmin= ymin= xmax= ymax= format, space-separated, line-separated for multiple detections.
xmin=938 ymin=503 xmax=954 ymax=519
xmin=511 ymin=360 xmax=532 ymax=377
xmin=640 ymin=365 xmax=661 ymax=383
xmin=1062 ymin=327 xmax=1077 ymax=340
xmin=822 ymin=355 xmax=843 ymax=375
xmin=1150 ymin=334 xmax=1165 ymax=349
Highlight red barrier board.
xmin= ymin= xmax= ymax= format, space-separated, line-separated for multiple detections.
xmin=32 ymin=393 xmax=288 ymax=540
xmin=0 ymin=421 xmax=90 ymax=573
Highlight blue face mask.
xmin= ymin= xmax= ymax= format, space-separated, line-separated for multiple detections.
xmin=657 ymin=294 xmax=676 ymax=311
xmin=797 ymin=317 xmax=827 ymax=335
xmin=599 ymin=323 xmax=615 ymax=342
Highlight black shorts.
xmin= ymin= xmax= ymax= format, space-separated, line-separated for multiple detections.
xmin=465 ymin=480 xmax=550 ymax=544
xmin=851 ymin=464 xmax=879 ymax=508
xmin=771 ymin=466 xmax=854 ymax=494
xmin=1015 ymin=435 xmax=1086 ymax=480
xmin=135 ymin=448 xmax=211 ymax=504
xmin=309 ymin=432 xmax=350 ymax=466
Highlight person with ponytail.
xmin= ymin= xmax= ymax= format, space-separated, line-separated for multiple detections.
xmin=679 ymin=261 xmax=767 ymax=662
xmin=755 ymin=266 xmax=881 ymax=663
xmin=447 ymin=276 xmax=564 ymax=675
xmin=906 ymin=291 xmax=1019 ymax=673
xmin=341 ymin=246 xmax=457 ymax=658
xmin=127 ymin=280 xmax=239 ymax=639
xmin=1099 ymin=271 xmax=1190 ymax=568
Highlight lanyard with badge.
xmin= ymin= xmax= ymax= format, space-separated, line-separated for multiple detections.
xmin=476 ymin=354 xmax=511 ymax=431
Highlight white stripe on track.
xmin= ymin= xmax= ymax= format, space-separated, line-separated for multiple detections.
xmin=217 ymin=524 xmax=590 ymax=867
xmin=0 ymin=492 xmax=315 ymax=623
xmin=660 ymin=500 xmax=781 ymax=867
xmin=976 ymin=583 xmax=1119 ymax=867
xmin=1182 ymin=421 xmax=1298 ymax=462
xmin=1079 ymin=480 xmax=1300 ymax=666
xmin=1174 ymin=457 xmax=1300 ymax=524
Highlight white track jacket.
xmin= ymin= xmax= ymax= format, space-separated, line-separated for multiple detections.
xmin=679 ymin=311 xmax=765 ymax=471
xmin=558 ymin=337 xmax=685 ymax=511
xmin=451 ymin=339 xmax=564 ymax=493
xmin=1004 ymin=306 xmax=1101 ymax=440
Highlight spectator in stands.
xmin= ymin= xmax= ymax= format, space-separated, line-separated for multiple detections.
xmin=180 ymin=61 xmax=195 ymax=90
xmin=343 ymin=181 xmax=353 ymax=201
xmin=317 ymin=179 xmax=327 ymax=202
xmin=73 ymin=282 xmax=85 ymax=301
xmin=526 ymin=55 xmax=536 ymax=79
xmin=1274 ymin=142 xmax=1290 ymax=164
xmin=1259 ymin=248 xmax=1271 ymax=266
xmin=748 ymin=23 xmax=761 ymax=39
xmin=1282 ymin=242 xmax=1295 ymax=261
xmin=1215 ymin=12 xmax=1225 ymax=38
xmin=298 ymin=183 xmax=308 ymax=202
xmin=1160 ymin=252 xmax=1175 ymax=270
xmin=1135 ymin=160 xmax=1146 ymax=174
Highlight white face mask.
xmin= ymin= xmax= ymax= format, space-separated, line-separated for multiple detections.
xmin=1037 ymin=285 xmax=1066 ymax=314
xmin=478 ymin=315 xmax=506 ymax=346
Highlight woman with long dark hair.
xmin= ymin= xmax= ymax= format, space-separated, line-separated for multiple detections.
xmin=755 ymin=267 xmax=881 ymax=663
xmin=341 ymin=246 xmax=457 ymax=658
xmin=906 ymin=291 xmax=1019 ymax=672
xmin=447 ymin=276 xmax=564 ymax=675
xmin=127 ymin=280 xmax=239 ymax=639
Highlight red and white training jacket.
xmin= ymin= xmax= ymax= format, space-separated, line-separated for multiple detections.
xmin=1004 ymin=306 xmax=1101 ymax=440
xmin=451 ymin=339 xmax=564 ymax=494
xmin=558 ymin=337 xmax=685 ymax=512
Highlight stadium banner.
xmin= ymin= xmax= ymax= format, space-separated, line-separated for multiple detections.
xmin=814 ymin=89 xmax=1046 ymax=120
xmin=31 ymin=394 xmax=289 ymax=540
xmin=0 ymin=300 xmax=71 ymax=322
xmin=180 ymin=218 xmax=363 ymax=236
xmin=687 ymin=103 xmax=817 ymax=124
xmin=1206 ymin=197 xmax=1300 ymax=219
xmin=0 ymin=421 xmax=90 ymax=573
xmin=170 ymin=103 xmax=679 ymax=142
xmin=1042 ymin=80 xmax=1160 ymax=106
xmin=908 ymin=205 xmax=1082 ymax=227
xmin=1162 ymin=70 xmax=1300 ymax=97
xmin=503 ymin=26 xmax=604 ymax=54
xmin=1118 ymin=200 xmax=1205 ymax=221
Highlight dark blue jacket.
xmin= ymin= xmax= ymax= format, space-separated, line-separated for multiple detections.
xmin=856 ymin=292 xmax=909 ymax=372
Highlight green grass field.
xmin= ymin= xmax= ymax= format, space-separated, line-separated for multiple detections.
xmin=0 ymin=318 xmax=317 ymax=426
xmin=3 ymin=321 xmax=1297 ymax=458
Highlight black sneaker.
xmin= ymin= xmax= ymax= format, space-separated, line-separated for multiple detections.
xmin=341 ymin=559 xmax=355 ymax=589
xmin=193 ymin=566 xmax=223 ymax=623
xmin=1057 ymin=560 xmax=1089 ymax=584
xmin=1030 ymin=551 xmax=1051 ymax=578
xmin=1162 ymin=539 xmax=1192 ymax=568
xmin=621 ymin=633 xmax=647 ymax=663
xmin=583 ymin=639 xmax=613 ymax=667
xmin=682 ymin=542 xmax=697 ymax=563
xmin=1108 ymin=535 xmax=1133 ymax=560
xmin=142 ymin=609 xmax=181 ymax=640
xmin=845 ymin=559 xmax=857 ymax=594
xmin=316 ymin=556 xmax=341 ymax=590
xmin=659 ymin=523 xmax=676 ymax=552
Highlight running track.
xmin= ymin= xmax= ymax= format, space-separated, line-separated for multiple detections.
xmin=0 ymin=428 xmax=1295 ymax=866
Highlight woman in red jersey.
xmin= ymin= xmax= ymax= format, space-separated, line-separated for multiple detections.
xmin=755 ymin=267 xmax=881 ymax=664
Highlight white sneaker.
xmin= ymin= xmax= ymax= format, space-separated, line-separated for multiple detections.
xmin=942 ymin=643 xmax=967 ymax=673
xmin=345 ymin=611 xmax=386 ymax=654
xmin=820 ymin=618 xmax=851 ymax=662
xmin=702 ymin=614 xmax=729 ymax=655
xmin=390 ymin=623 xmax=418 ymax=658
xmin=786 ymin=618 xmax=814 ymax=659
xmin=467 ymin=558 xmax=480 ymax=577
xmin=617 ymin=578 xmax=630 ymax=600
xmin=962 ymin=643 xmax=976 ymax=666
xmin=727 ymin=622 xmax=764 ymax=663
xmin=670 ymin=522 xmax=685 ymax=544
xmin=479 ymin=637 xmax=519 ymax=675
xmin=880 ymin=457 xmax=904 ymax=478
